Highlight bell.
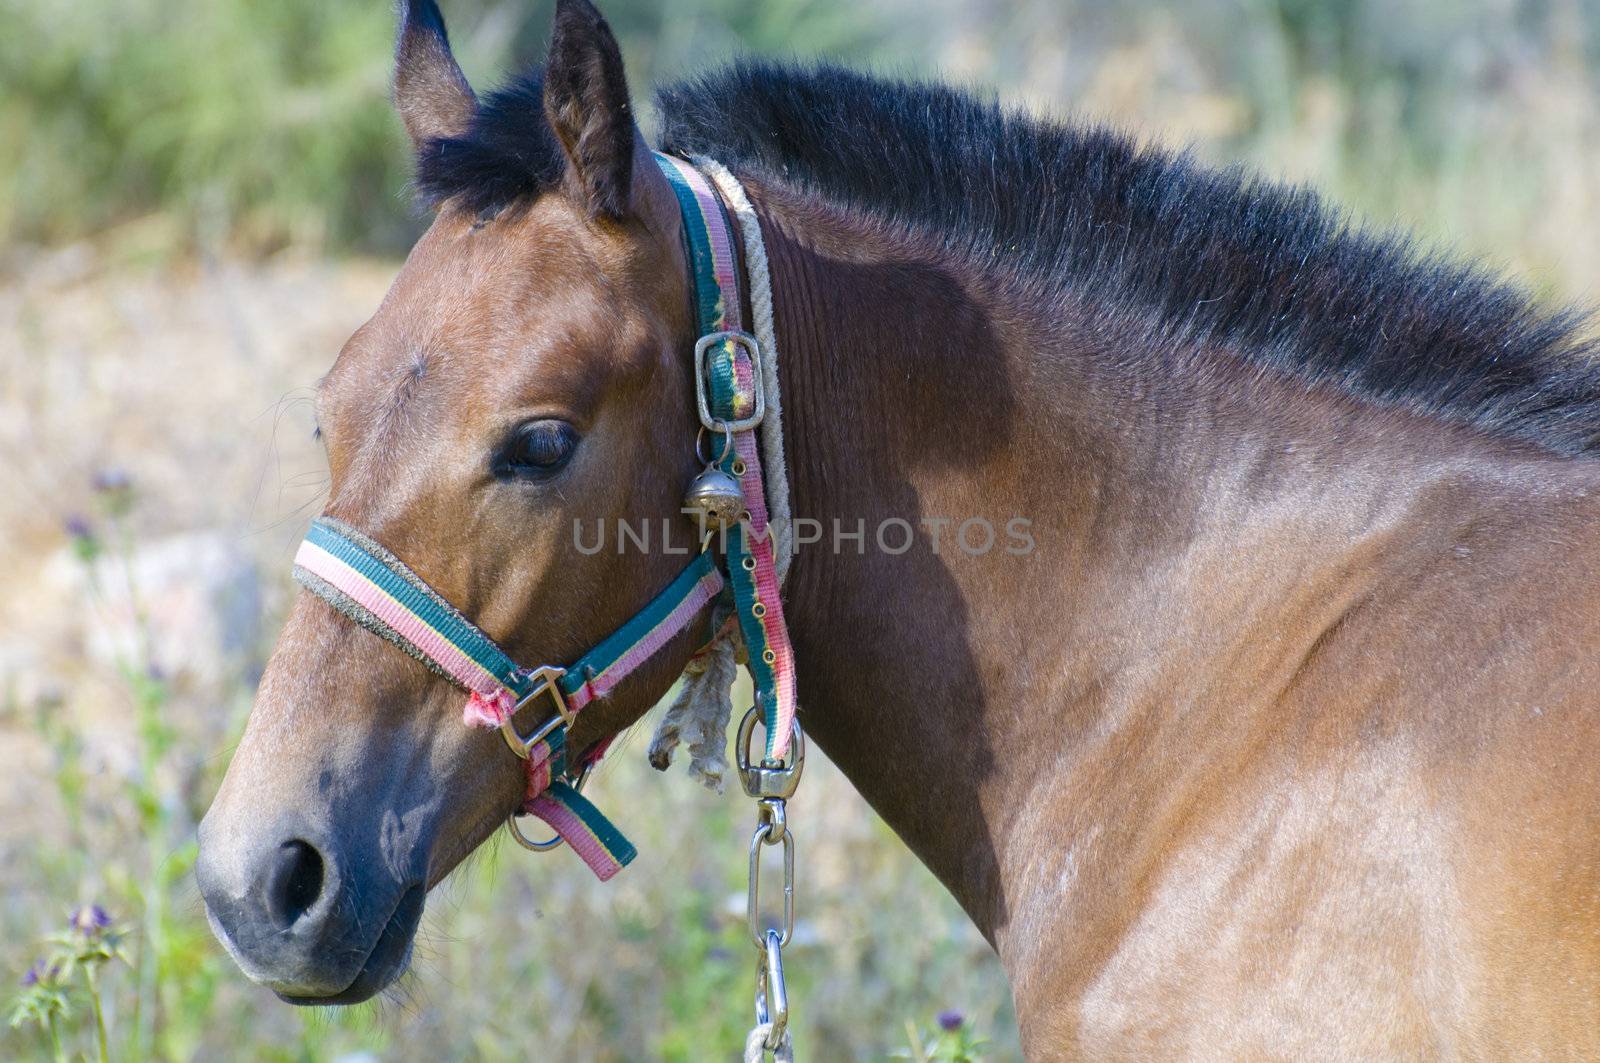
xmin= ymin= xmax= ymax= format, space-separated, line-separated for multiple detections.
xmin=683 ymin=463 xmax=745 ymax=529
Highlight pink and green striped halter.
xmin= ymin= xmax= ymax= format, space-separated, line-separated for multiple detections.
xmin=294 ymin=519 xmax=723 ymax=878
xmin=290 ymin=153 xmax=798 ymax=881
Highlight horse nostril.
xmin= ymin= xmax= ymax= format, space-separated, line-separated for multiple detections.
xmin=265 ymin=839 xmax=326 ymax=930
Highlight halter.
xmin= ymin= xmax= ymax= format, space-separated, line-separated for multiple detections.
xmin=290 ymin=153 xmax=799 ymax=882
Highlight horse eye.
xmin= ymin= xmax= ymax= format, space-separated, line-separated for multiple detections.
xmin=498 ymin=420 xmax=578 ymax=478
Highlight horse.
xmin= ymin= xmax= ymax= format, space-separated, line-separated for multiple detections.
xmin=196 ymin=0 xmax=1600 ymax=1056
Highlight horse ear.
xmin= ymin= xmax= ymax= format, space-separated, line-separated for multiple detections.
xmin=394 ymin=0 xmax=477 ymax=149
xmin=543 ymin=0 xmax=636 ymax=220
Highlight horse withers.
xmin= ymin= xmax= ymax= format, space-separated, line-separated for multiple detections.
xmin=197 ymin=0 xmax=1600 ymax=1055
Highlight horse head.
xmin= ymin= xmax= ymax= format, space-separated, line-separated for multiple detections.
xmin=195 ymin=0 xmax=706 ymax=1003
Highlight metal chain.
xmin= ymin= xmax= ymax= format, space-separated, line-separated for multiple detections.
xmin=736 ymin=708 xmax=805 ymax=1060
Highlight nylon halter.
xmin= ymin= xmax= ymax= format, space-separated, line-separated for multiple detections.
xmin=290 ymin=153 xmax=797 ymax=879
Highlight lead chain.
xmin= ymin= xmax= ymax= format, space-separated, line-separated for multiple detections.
xmin=736 ymin=709 xmax=804 ymax=1061
xmin=747 ymin=796 xmax=795 ymax=1060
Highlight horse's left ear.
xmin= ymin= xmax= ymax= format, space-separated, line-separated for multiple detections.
xmin=544 ymin=0 xmax=637 ymax=220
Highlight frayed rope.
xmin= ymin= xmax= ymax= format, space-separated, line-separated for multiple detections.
xmin=648 ymin=616 xmax=741 ymax=792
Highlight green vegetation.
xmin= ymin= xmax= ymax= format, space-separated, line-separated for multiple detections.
xmin=1 ymin=0 xmax=406 ymax=251
xmin=0 ymin=0 xmax=905 ymax=255
xmin=6 ymin=0 xmax=1597 ymax=294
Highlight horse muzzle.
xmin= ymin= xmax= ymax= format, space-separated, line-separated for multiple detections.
xmin=195 ymin=812 xmax=425 ymax=1004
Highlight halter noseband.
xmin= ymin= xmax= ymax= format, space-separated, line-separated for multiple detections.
xmin=290 ymin=153 xmax=798 ymax=879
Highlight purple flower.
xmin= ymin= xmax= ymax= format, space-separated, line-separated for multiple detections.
xmin=65 ymin=513 xmax=100 ymax=563
xmin=937 ymin=1009 xmax=965 ymax=1032
xmin=91 ymin=467 xmax=136 ymax=517
xmin=20 ymin=960 xmax=60 ymax=987
xmin=91 ymin=468 xmax=132 ymax=494
xmin=64 ymin=513 xmax=94 ymax=541
xmin=72 ymin=904 xmax=111 ymax=935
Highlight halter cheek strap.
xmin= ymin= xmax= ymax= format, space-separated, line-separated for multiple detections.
xmin=655 ymin=152 xmax=798 ymax=763
xmin=294 ymin=517 xmax=723 ymax=879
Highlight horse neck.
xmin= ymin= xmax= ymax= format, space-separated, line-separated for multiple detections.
xmin=752 ymin=182 xmax=1149 ymax=941
xmin=746 ymin=179 xmax=1597 ymax=956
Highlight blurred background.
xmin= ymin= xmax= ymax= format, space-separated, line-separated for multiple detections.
xmin=2 ymin=0 xmax=1597 ymax=1059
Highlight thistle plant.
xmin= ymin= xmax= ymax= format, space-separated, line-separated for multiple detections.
xmin=8 ymin=906 xmax=129 ymax=1063
xmin=10 ymin=960 xmax=69 ymax=1063
xmin=894 ymin=1009 xmax=988 ymax=1063
xmin=22 ymin=473 xmax=194 ymax=1061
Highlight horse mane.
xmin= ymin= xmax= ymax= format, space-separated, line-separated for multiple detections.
xmin=418 ymin=59 xmax=1600 ymax=456
xmin=413 ymin=71 xmax=566 ymax=217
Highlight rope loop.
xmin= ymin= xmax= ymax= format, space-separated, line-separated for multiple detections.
xmin=744 ymin=1023 xmax=795 ymax=1063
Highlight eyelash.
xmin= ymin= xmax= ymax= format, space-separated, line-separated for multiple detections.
xmin=496 ymin=420 xmax=578 ymax=478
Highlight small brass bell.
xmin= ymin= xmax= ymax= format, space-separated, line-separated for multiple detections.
xmin=683 ymin=463 xmax=745 ymax=529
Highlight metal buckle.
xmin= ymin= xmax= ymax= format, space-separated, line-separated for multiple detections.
xmin=736 ymin=707 xmax=804 ymax=802
xmin=694 ymin=330 xmax=765 ymax=434
xmin=497 ymin=665 xmax=573 ymax=760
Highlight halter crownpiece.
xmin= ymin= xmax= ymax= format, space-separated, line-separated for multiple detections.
xmin=287 ymin=153 xmax=799 ymax=882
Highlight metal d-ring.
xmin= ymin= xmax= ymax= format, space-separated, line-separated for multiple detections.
xmin=694 ymin=425 xmax=737 ymax=468
xmin=505 ymin=766 xmax=592 ymax=852
xmin=507 ymin=812 xmax=565 ymax=852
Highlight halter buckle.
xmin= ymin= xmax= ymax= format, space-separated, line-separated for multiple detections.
xmin=498 ymin=665 xmax=573 ymax=759
xmin=695 ymin=330 xmax=765 ymax=434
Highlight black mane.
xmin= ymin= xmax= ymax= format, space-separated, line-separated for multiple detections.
xmin=421 ymin=60 xmax=1600 ymax=456
xmin=414 ymin=71 xmax=566 ymax=217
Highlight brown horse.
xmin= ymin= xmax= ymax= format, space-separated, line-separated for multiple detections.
xmin=197 ymin=0 xmax=1600 ymax=1055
